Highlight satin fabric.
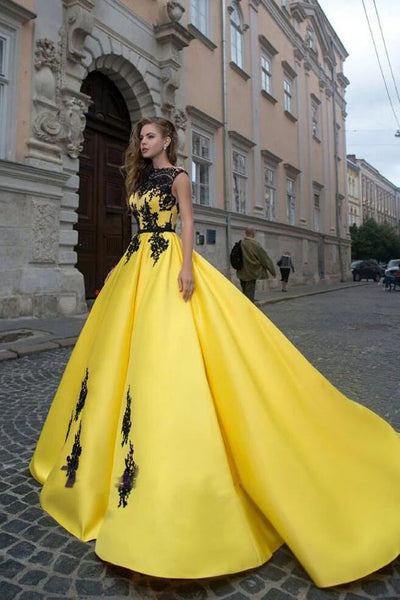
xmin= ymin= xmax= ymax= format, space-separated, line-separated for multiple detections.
xmin=30 ymin=173 xmax=400 ymax=587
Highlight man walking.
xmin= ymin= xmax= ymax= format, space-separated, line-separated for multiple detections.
xmin=236 ymin=227 xmax=276 ymax=302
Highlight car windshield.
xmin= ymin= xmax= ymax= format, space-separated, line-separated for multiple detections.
xmin=387 ymin=259 xmax=400 ymax=268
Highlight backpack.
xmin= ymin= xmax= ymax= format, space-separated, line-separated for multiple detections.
xmin=230 ymin=240 xmax=243 ymax=270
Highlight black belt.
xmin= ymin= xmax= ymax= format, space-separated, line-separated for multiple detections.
xmin=137 ymin=226 xmax=175 ymax=234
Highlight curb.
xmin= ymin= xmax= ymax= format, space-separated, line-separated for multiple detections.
xmin=0 ymin=283 xmax=372 ymax=361
xmin=255 ymin=282 xmax=370 ymax=306
xmin=0 ymin=336 xmax=78 ymax=362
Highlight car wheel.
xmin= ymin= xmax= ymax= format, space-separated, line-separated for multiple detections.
xmin=354 ymin=272 xmax=361 ymax=282
xmin=374 ymin=273 xmax=381 ymax=282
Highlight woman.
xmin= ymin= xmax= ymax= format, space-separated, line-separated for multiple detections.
xmin=30 ymin=118 xmax=400 ymax=588
xmin=277 ymin=250 xmax=294 ymax=292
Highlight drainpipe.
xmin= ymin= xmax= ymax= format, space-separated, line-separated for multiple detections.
xmin=330 ymin=41 xmax=345 ymax=282
xmin=221 ymin=0 xmax=231 ymax=271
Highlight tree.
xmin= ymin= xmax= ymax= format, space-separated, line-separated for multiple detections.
xmin=350 ymin=219 xmax=400 ymax=262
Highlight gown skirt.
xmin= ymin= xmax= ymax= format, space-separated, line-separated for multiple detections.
xmin=30 ymin=231 xmax=400 ymax=588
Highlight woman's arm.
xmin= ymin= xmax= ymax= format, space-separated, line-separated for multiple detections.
xmin=173 ymin=172 xmax=195 ymax=301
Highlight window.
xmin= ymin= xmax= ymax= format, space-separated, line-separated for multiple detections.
xmin=232 ymin=149 xmax=247 ymax=213
xmin=311 ymin=101 xmax=319 ymax=139
xmin=313 ymin=193 xmax=320 ymax=232
xmin=264 ymin=165 xmax=276 ymax=221
xmin=283 ymin=78 xmax=292 ymax=113
xmin=306 ymin=27 xmax=315 ymax=51
xmin=191 ymin=0 xmax=209 ymax=36
xmin=0 ymin=33 xmax=9 ymax=157
xmin=191 ymin=130 xmax=212 ymax=206
xmin=286 ymin=178 xmax=296 ymax=225
xmin=230 ymin=2 xmax=244 ymax=70
xmin=261 ymin=54 xmax=272 ymax=94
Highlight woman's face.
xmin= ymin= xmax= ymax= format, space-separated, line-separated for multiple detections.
xmin=139 ymin=123 xmax=169 ymax=159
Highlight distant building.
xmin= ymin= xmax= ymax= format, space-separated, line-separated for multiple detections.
xmin=0 ymin=0 xmax=351 ymax=317
xmin=347 ymin=155 xmax=400 ymax=229
xmin=347 ymin=155 xmax=361 ymax=227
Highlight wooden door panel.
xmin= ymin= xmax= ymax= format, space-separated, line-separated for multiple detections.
xmin=76 ymin=72 xmax=131 ymax=298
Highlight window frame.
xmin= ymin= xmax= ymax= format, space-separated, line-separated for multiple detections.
xmin=286 ymin=177 xmax=296 ymax=225
xmin=261 ymin=52 xmax=272 ymax=95
xmin=313 ymin=192 xmax=321 ymax=232
xmin=232 ymin=146 xmax=248 ymax=214
xmin=191 ymin=127 xmax=213 ymax=207
xmin=190 ymin=0 xmax=209 ymax=37
xmin=264 ymin=163 xmax=277 ymax=221
xmin=229 ymin=2 xmax=245 ymax=70
xmin=283 ymin=78 xmax=293 ymax=114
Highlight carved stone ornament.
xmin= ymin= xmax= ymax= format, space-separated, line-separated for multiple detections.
xmin=63 ymin=0 xmax=95 ymax=63
xmin=173 ymin=108 xmax=187 ymax=155
xmin=33 ymin=112 xmax=62 ymax=142
xmin=167 ymin=1 xmax=185 ymax=22
xmin=32 ymin=202 xmax=58 ymax=263
xmin=60 ymin=94 xmax=89 ymax=158
xmin=34 ymin=39 xmax=60 ymax=71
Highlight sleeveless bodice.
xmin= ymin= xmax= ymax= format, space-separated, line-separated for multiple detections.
xmin=129 ymin=167 xmax=184 ymax=232
xmin=125 ymin=167 xmax=185 ymax=265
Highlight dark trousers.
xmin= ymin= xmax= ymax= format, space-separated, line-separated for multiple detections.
xmin=240 ymin=279 xmax=256 ymax=302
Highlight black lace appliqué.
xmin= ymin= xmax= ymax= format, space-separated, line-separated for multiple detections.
xmin=65 ymin=410 xmax=74 ymax=442
xmin=149 ymin=232 xmax=169 ymax=265
xmin=125 ymin=234 xmax=140 ymax=264
xmin=62 ymin=368 xmax=89 ymax=487
xmin=75 ymin=368 xmax=88 ymax=421
xmin=121 ymin=386 xmax=132 ymax=447
xmin=62 ymin=422 xmax=82 ymax=488
xmin=118 ymin=441 xmax=139 ymax=508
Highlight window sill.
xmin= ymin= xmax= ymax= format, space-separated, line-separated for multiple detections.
xmin=187 ymin=24 xmax=217 ymax=50
xmin=230 ymin=61 xmax=251 ymax=81
xmin=261 ymin=90 xmax=277 ymax=105
xmin=284 ymin=110 xmax=297 ymax=123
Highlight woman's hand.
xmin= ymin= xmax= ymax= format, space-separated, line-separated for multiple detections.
xmin=178 ymin=265 xmax=195 ymax=301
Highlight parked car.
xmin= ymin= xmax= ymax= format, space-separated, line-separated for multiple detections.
xmin=385 ymin=258 xmax=400 ymax=275
xmin=351 ymin=259 xmax=382 ymax=282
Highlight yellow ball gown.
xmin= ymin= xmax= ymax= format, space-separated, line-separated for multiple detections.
xmin=30 ymin=167 xmax=400 ymax=588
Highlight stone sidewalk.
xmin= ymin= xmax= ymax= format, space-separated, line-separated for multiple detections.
xmin=0 ymin=280 xmax=372 ymax=361
xmin=0 ymin=285 xmax=399 ymax=599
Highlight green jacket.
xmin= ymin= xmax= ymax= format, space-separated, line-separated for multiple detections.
xmin=236 ymin=237 xmax=276 ymax=281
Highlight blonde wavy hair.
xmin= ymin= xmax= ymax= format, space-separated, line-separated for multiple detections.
xmin=124 ymin=117 xmax=178 ymax=199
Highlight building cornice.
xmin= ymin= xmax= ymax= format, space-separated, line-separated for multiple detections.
xmin=229 ymin=130 xmax=256 ymax=148
xmin=261 ymin=149 xmax=282 ymax=164
xmin=1 ymin=0 xmax=36 ymax=22
xmin=186 ymin=106 xmax=223 ymax=130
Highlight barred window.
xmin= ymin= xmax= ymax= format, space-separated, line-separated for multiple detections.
xmin=313 ymin=193 xmax=320 ymax=232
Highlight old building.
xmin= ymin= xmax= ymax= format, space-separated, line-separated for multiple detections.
xmin=347 ymin=154 xmax=400 ymax=229
xmin=347 ymin=155 xmax=361 ymax=227
xmin=0 ymin=0 xmax=351 ymax=317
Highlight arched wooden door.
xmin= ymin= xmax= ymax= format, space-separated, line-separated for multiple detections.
xmin=75 ymin=72 xmax=132 ymax=298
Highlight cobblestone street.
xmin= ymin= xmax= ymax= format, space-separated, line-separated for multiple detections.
xmin=0 ymin=283 xmax=399 ymax=600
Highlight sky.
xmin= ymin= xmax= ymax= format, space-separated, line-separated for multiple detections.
xmin=318 ymin=0 xmax=400 ymax=187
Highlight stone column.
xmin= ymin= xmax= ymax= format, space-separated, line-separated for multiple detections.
xmin=154 ymin=2 xmax=193 ymax=164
